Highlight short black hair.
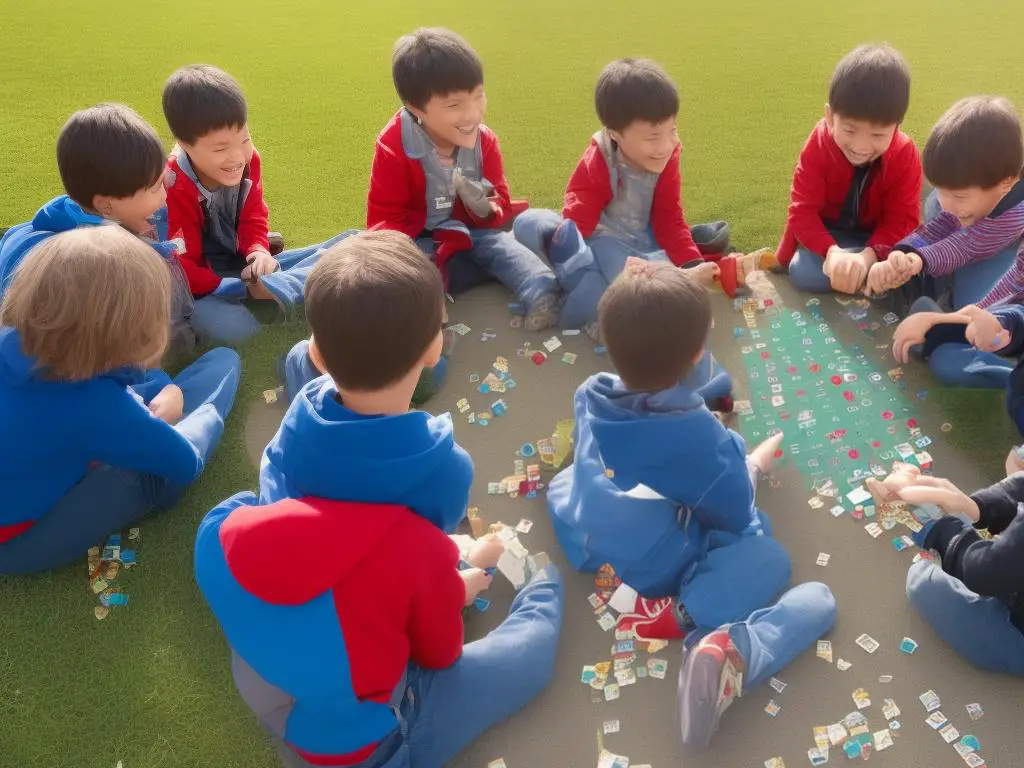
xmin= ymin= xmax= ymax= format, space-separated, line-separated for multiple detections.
xmin=56 ymin=103 xmax=166 ymax=208
xmin=162 ymin=64 xmax=247 ymax=144
xmin=392 ymin=28 xmax=484 ymax=109
xmin=923 ymin=96 xmax=1024 ymax=189
xmin=828 ymin=44 xmax=911 ymax=125
xmin=595 ymin=59 xmax=679 ymax=133
xmin=305 ymin=231 xmax=445 ymax=391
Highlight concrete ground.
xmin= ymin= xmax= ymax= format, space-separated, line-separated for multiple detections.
xmin=246 ymin=278 xmax=1017 ymax=768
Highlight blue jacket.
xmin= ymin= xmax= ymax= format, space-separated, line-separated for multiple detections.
xmin=0 ymin=327 xmax=203 ymax=537
xmin=547 ymin=373 xmax=764 ymax=597
xmin=259 ymin=375 xmax=474 ymax=532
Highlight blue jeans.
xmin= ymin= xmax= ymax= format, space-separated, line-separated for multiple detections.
xmin=419 ymin=226 xmax=557 ymax=312
xmin=514 ymin=208 xmax=671 ymax=328
xmin=0 ymin=348 xmax=240 ymax=574
xmin=906 ymin=559 xmax=1024 ymax=675
xmin=726 ymin=581 xmax=837 ymax=689
xmin=274 ymin=567 xmax=564 ymax=768
xmin=192 ymin=231 xmax=358 ymax=345
xmin=788 ymin=228 xmax=871 ymax=293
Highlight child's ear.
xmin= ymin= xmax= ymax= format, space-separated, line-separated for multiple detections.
xmin=999 ymin=176 xmax=1019 ymax=196
xmin=607 ymin=128 xmax=624 ymax=145
xmin=91 ymin=194 xmax=114 ymax=217
xmin=404 ymin=102 xmax=427 ymax=124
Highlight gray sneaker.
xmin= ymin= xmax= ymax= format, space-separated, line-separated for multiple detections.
xmin=524 ymin=293 xmax=560 ymax=331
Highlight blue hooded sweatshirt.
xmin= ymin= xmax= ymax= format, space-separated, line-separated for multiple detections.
xmin=260 ymin=375 xmax=474 ymax=533
xmin=547 ymin=373 xmax=765 ymax=597
xmin=0 ymin=327 xmax=204 ymax=541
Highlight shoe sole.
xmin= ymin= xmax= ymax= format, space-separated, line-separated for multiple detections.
xmin=678 ymin=649 xmax=723 ymax=750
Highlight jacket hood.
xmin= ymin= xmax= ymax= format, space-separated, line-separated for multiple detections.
xmin=31 ymin=195 xmax=103 ymax=233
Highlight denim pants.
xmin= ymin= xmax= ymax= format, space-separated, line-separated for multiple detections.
xmin=788 ymin=228 xmax=871 ymax=294
xmin=419 ymin=225 xmax=557 ymax=312
xmin=0 ymin=348 xmax=241 ymax=574
xmin=192 ymin=231 xmax=358 ymax=345
xmin=906 ymin=559 xmax=1024 ymax=675
xmin=514 ymin=207 xmax=672 ymax=329
xmin=271 ymin=567 xmax=565 ymax=768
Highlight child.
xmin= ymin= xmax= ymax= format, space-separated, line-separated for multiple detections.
xmin=547 ymin=260 xmax=792 ymax=641
xmin=195 ymin=230 xmax=563 ymax=768
xmin=867 ymin=96 xmax=1024 ymax=310
xmin=367 ymin=27 xmax=560 ymax=330
xmin=0 ymin=103 xmax=197 ymax=355
xmin=0 ymin=227 xmax=239 ymax=574
xmin=777 ymin=44 xmax=922 ymax=294
xmin=162 ymin=64 xmax=356 ymax=344
xmin=513 ymin=58 xmax=721 ymax=339
xmin=866 ymin=459 xmax=1024 ymax=675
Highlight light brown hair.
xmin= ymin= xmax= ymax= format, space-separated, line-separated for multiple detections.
xmin=598 ymin=261 xmax=711 ymax=391
xmin=923 ymin=96 xmax=1024 ymax=189
xmin=304 ymin=231 xmax=445 ymax=391
xmin=829 ymin=44 xmax=911 ymax=126
xmin=595 ymin=58 xmax=679 ymax=133
xmin=1 ymin=227 xmax=171 ymax=380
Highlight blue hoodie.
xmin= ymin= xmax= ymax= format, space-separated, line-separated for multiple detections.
xmin=547 ymin=373 xmax=764 ymax=597
xmin=260 ymin=375 xmax=474 ymax=533
xmin=0 ymin=328 xmax=204 ymax=540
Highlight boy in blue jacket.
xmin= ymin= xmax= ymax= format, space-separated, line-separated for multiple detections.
xmin=0 ymin=227 xmax=238 ymax=574
xmin=547 ymin=259 xmax=792 ymax=640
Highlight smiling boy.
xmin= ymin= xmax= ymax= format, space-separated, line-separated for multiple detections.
xmin=367 ymin=28 xmax=560 ymax=331
xmin=777 ymin=44 xmax=922 ymax=294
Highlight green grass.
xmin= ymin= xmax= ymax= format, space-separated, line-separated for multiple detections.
xmin=2 ymin=1 xmax=1024 ymax=765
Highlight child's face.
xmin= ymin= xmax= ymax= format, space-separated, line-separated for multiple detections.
xmin=609 ymin=118 xmax=679 ymax=174
xmin=182 ymin=124 xmax=254 ymax=189
xmin=97 ymin=175 xmax=167 ymax=235
xmin=825 ymin=107 xmax=898 ymax=166
xmin=936 ymin=182 xmax=1015 ymax=227
xmin=409 ymin=86 xmax=487 ymax=151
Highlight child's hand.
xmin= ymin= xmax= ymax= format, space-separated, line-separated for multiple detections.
xmin=1005 ymin=446 xmax=1024 ymax=478
xmin=824 ymin=246 xmax=874 ymax=294
xmin=888 ymin=250 xmax=923 ymax=277
xmin=149 ymin=384 xmax=184 ymax=425
xmin=687 ymin=261 xmax=720 ymax=287
xmin=891 ymin=313 xmax=937 ymax=363
xmin=865 ymin=461 xmax=920 ymax=504
xmin=895 ymin=475 xmax=980 ymax=523
xmin=242 ymin=250 xmax=280 ymax=282
xmin=864 ymin=260 xmax=900 ymax=296
xmin=962 ymin=305 xmax=1010 ymax=352
xmin=460 ymin=567 xmax=493 ymax=606
xmin=465 ymin=536 xmax=504 ymax=570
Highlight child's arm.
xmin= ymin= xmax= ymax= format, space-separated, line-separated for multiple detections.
xmin=235 ymin=149 xmax=271 ymax=259
xmin=165 ymin=173 xmax=235 ymax=297
xmin=865 ymin=141 xmax=922 ymax=260
xmin=462 ymin=127 xmax=512 ymax=227
xmin=891 ymin=310 xmax=968 ymax=363
xmin=650 ymin=147 xmax=704 ymax=267
xmin=366 ymin=137 xmax=422 ymax=239
xmin=977 ymin=244 xmax=1024 ymax=309
xmin=562 ymin=147 xmax=612 ymax=239
xmin=418 ymin=440 xmax=475 ymax=534
xmin=902 ymin=209 xmax=1024 ymax=276
xmin=786 ymin=135 xmax=837 ymax=258
xmin=407 ymin=540 xmax=466 ymax=669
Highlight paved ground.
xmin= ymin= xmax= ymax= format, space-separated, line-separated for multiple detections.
xmin=246 ymin=279 xmax=1016 ymax=768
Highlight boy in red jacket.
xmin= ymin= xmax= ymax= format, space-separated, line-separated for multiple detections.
xmin=512 ymin=58 xmax=719 ymax=341
xmin=367 ymin=28 xmax=560 ymax=331
xmin=163 ymin=65 xmax=356 ymax=344
xmin=777 ymin=44 xmax=922 ymax=294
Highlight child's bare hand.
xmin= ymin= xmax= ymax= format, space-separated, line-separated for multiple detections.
xmin=149 ymin=384 xmax=184 ymax=425
xmin=891 ymin=313 xmax=937 ymax=363
xmin=460 ymin=567 xmax=493 ymax=606
xmin=888 ymin=250 xmax=923 ymax=277
xmin=864 ymin=260 xmax=905 ymax=296
xmin=242 ymin=250 xmax=279 ymax=282
xmin=465 ymin=536 xmax=504 ymax=570
xmin=824 ymin=247 xmax=873 ymax=294
xmin=896 ymin=475 xmax=980 ymax=523
xmin=865 ymin=461 xmax=920 ymax=504
xmin=962 ymin=305 xmax=1010 ymax=352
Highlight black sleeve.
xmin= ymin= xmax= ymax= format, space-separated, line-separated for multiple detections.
xmin=950 ymin=513 xmax=1024 ymax=601
xmin=970 ymin=472 xmax=1024 ymax=535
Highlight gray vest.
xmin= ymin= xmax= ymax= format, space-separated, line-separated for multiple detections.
xmin=593 ymin=130 xmax=658 ymax=249
xmin=400 ymin=110 xmax=484 ymax=230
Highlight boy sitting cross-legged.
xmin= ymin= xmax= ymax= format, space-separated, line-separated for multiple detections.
xmin=547 ymin=259 xmax=792 ymax=641
xmin=367 ymin=27 xmax=560 ymax=330
xmin=195 ymin=230 xmax=564 ymax=768
xmin=163 ymin=65 xmax=356 ymax=344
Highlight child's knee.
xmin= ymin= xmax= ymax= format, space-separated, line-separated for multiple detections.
xmin=203 ymin=346 xmax=242 ymax=374
xmin=905 ymin=560 xmax=945 ymax=615
xmin=796 ymin=581 xmax=838 ymax=628
xmin=788 ymin=251 xmax=831 ymax=293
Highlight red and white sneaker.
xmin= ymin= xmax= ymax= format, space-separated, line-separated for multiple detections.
xmin=678 ymin=628 xmax=746 ymax=750
xmin=617 ymin=596 xmax=686 ymax=641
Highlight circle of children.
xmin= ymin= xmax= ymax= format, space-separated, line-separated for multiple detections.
xmin=1 ymin=26 xmax=1023 ymax=767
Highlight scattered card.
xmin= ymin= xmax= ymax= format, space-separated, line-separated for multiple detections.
xmin=966 ymin=702 xmax=984 ymax=720
xmin=899 ymin=637 xmax=918 ymax=655
xmin=816 ymin=640 xmax=833 ymax=663
xmin=602 ymin=719 xmax=620 ymax=735
xmin=815 ymin=552 xmax=831 ymax=567
xmin=920 ymin=690 xmax=941 ymax=712
xmin=836 ymin=658 xmax=852 ymax=671
xmin=852 ymin=688 xmax=871 ymax=709
xmin=769 ymin=677 xmax=787 ymax=693
xmin=765 ymin=699 xmax=782 ymax=717
xmin=856 ymin=634 xmax=880 ymax=654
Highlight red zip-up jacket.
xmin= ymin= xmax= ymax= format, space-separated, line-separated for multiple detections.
xmin=562 ymin=139 xmax=702 ymax=267
xmin=777 ymin=119 xmax=922 ymax=267
xmin=165 ymin=147 xmax=271 ymax=296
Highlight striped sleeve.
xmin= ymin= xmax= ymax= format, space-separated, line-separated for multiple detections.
xmin=912 ymin=206 xmax=1024 ymax=276
xmin=978 ymin=242 xmax=1024 ymax=308
xmin=897 ymin=211 xmax=959 ymax=251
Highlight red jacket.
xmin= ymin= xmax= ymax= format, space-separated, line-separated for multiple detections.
xmin=165 ymin=147 xmax=270 ymax=296
xmin=777 ymin=119 xmax=922 ymax=266
xmin=562 ymin=138 xmax=702 ymax=267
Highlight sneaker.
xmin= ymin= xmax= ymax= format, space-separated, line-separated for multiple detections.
xmin=617 ymin=596 xmax=686 ymax=641
xmin=584 ymin=321 xmax=602 ymax=343
xmin=678 ymin=628 xmax=745 ymax=750
xmin=524 ymin=293 xmax=560 ymax=331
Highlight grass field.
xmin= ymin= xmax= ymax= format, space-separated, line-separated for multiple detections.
xmin=2 ymin=1 xmax=1024 ymax=766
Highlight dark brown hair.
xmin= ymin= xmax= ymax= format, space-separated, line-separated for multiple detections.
xmin=923 ymin=96 xmax=1024 ymax=189
xmin=828 ymin=44 xmax=911 ymax=125
xmin=595 ymin=58 xmax=679 ymax=133
xmin=392 ymin=28 xmax=484 ymax=109
xmin=304 ymin=231 xmax=445 ymax=391
xmin=162 ymin=65 xmax=247 ymax=144
xmin=56 ymin=104 xmax=166 ymax=208
xmin=598 ymin=261 xmax=711 ymax=391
